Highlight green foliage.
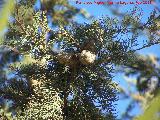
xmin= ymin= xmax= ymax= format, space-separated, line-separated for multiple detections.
xmin=1 ymin=8 xmax=120 ymax=119
xmin=15 ymin=80 xmax=63 ymax=120
xmin=1 ymin=0 xmax=160 ymax=120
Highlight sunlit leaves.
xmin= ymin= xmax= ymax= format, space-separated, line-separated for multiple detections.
xmin=135 ymin=93 xmax=160 ymax=120
xmin=0 ymin=0 xmax=15 ymax=43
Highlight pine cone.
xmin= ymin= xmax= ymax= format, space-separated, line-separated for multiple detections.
xmin=79 ymin=50 xmax=96 ymax=65
xmin=56 ymin=52 xmax=79 ymax=67
xmin=57 ymin=52 xmax=73 ymax=65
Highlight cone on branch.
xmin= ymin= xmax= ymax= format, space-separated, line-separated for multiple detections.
xmin=79 ymin=50 xmax=96 ymax=65
xmin=56 ymin=52 xmax=79 ymax=67
xmin=56 ymin=50 xmax=96 ymax=66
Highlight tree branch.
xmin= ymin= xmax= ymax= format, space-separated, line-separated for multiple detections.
xmin=131 ymin=39 xmax=160 ymax=52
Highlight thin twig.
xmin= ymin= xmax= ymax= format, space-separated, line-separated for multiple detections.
xmin=131 ymin=39 xmax=160 ymax=52
xmin=15 ymin=18 xmax=26 ymax=34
